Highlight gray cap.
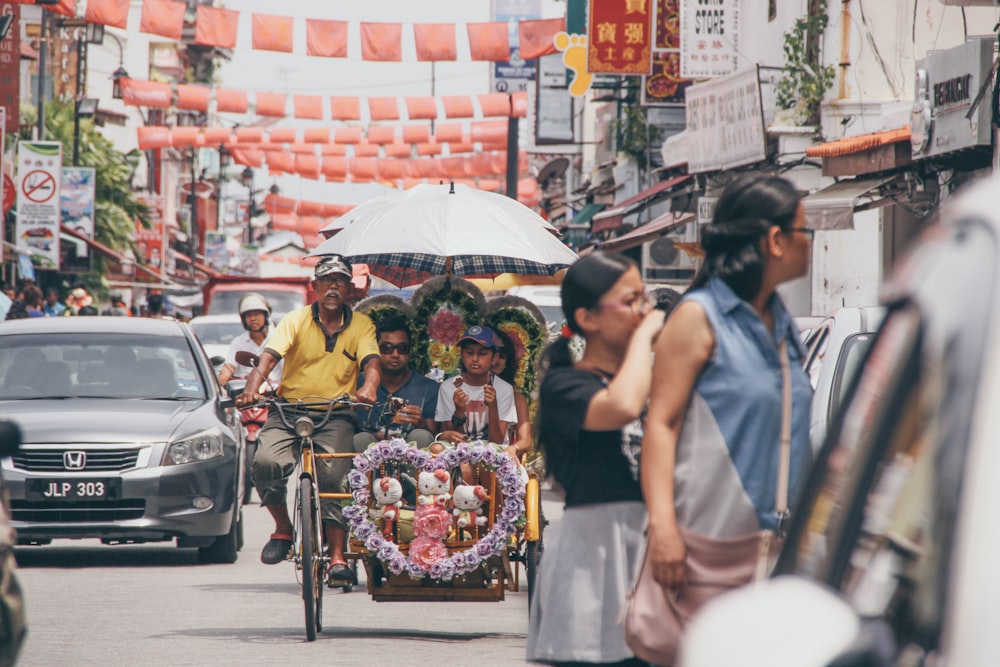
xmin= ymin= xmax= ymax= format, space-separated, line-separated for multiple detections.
xmin=314 ymin=255 xmax=353 ymax=280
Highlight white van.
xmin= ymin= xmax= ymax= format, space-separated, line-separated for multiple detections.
xmin=504 ymin=286 xmax=564 ymax=339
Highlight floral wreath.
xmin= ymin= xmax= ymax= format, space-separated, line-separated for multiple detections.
xmin=484 ymin=296 xmax=548 ymax=396
xmin=410 ymin=277 xmax=485 ymax=376
xmin=342 ymin=439 xmax=526 ymax=582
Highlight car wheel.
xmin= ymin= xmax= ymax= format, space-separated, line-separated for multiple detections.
xmin=197 ymin=506 xmax=242 ymax=564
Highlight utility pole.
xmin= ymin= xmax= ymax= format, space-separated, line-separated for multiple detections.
xmin=35 ymin=10 xmax=47 ymax=140
xmin=505 ymin=93 xmax=518 ymax=201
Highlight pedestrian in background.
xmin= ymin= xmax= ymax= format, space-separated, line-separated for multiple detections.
xmin=23 ymin=286 xmax=44 ymax=318
xmin=42 ymin=288 xmax=65 ymax=317
xmin=527 ymin=252 xmax=664 ymax=667
xmin=640 ymin=175 xmax=814 ymax=618
xmin=64 ymin=284 xmax=93 ymax=316
xmin=0 ymin=282 xmax=11 ymax=322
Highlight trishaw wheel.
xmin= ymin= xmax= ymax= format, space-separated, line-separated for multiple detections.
xmin=299 ymin=476 xmax=319 ymax=642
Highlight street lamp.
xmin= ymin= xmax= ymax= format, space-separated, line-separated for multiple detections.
xmin=104 ymin=32 xmax=128 ymax=99
xmin=241 ymin=167 xmax=254 ymax=246
xmin=73 ymin=97 xmax=99 ymax=166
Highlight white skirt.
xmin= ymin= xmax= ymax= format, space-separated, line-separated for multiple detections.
xmin=526 ymin=501 xmax=647 ymax=664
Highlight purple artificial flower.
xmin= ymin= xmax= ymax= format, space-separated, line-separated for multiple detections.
xmin=377 ymin=542 xmax=397 ymax=561
xmin=353 ymin=456 xmax=374 ymax=474
xmin=352 ymin=489 xmax=371 ymax=505
xmin=365 ymin=449 xmax=384 ymax=466
xmin=505 ymin=496 xmax=524 ymax=513
xmin=406 ymin=560 xmax=426 ymax=580
xmin=468 ymin=444 xmax=485 ymax=463
xmin=465 ymin=549 xmax=483 ymax=567
xmin=390 ymin=438 xmax=409 ymax=458
xmin=365 ymin=533 xmax=385 ymax=551
xmin=342 ymin=504 xmax=361 ymax=521
xmin=353 ymin=521 xmax=374 ymax=541
xmin=481 ymin=448 xmax=497 ymax=467
xmin=501 ymin=473 xmax=522 ymax=490
xmin=347 ymin=469 xmax=368 ymax=489
xmin=455 ymin=442 xmax=471 ymax=461
xmin=388 ymin=553 xmax=407 ymax=575
xmin=437 ymin=558 xmax=456 ymax=581
xmin=375 ymin=440 xmax=394 ymax=459
xmin=440 ymin=448 xmax=460 ymax=468
xmin=475 ymin=539 xmax=495 ymax=558
xmin=409 ymin=449 xmax=431 ymax=470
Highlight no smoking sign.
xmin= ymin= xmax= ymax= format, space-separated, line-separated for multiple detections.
xmin=21 ymin=169 xmax=56 ymax=203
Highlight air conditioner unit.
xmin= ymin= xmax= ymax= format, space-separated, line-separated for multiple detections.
xmin=641 ymin=222 xmax=699 ymax=283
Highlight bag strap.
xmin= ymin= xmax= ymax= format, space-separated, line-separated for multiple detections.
xmin=775 ymin=339 xmax=792 ymax=525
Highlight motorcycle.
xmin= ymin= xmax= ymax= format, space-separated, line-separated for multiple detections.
xmin=232 ymin=350 xmax=277 ymax=505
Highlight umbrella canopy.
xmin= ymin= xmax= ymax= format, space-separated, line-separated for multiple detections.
xmin=308 ymin=183 xmax=577 ymax=286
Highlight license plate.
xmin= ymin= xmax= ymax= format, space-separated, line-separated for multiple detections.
xmin=27 ymin=479 xmax=120 ymax=501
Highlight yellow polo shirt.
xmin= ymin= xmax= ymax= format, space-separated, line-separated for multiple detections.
xmin=265 ymin=303 xmax=379 ymax=402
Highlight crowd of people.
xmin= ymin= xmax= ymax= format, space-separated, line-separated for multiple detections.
xmin=0 ymin=281 xmax=183 ymax=321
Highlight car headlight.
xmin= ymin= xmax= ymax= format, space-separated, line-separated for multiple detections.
xmin=164 ymin=428 xmax=224 ymax=465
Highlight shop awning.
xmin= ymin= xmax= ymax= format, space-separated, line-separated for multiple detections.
xmin=566 ymin=202 xmax=606 ymax=228
xmin=598 ymin=212 xmax=695 ymax=253
xmin=801 ymin=176 xmax=897 ymax=230
xmin=591 ymin=174 xmax=694 ymax=233
xmin=60 ymin=226 xmax=163 ymax=281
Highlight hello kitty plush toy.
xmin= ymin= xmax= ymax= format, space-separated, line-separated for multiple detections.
xmin=417 ymin=469 xmax=452 ymax=507
xmin=452 ymin=484 xmax=489 ymax=528
xmin=370 ymin=476 xmax=404 ymax=522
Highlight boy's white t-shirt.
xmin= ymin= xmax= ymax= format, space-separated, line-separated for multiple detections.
xmin=435 ymin=375 xmax=517 ymax=442
xmin=224 ymin=331 xmax=284 ymax=385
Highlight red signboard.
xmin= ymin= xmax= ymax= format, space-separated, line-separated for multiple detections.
xmin=135 ymin=194 xmax=165 ymax=271
xmin=642 ymin=0 xmax=693 ymax=106
xmin=0 ymin=4 xmax=20 ymax=136
xmin=587 ymin=0 xmax=653 ymax=75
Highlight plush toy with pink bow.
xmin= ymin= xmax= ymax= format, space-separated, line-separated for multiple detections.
xmin=417 ymin=469 xmax=452 ymax=507
xmin=370 ymin=476 xmax=404 ymax=537
xmin=452 ymin=484 xmax=489 ymax=528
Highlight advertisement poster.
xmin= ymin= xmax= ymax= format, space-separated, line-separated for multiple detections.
xmin=680 ymin=0 xmax=739 ymax=79
xmin=0 ymin=4 xmax=20 ymax=137
xmin=642 ymin=0 xmax=694 ymax=106
xmin=15 ymin=141 xmax=62 ymax=269
xmin=60 ymin=167 xmax=96 ymax=273
xmin=587 ymin=0 xmax=654 ymax=75
xmin=204 ymin=231 xmax=228 ymax=272
xmin=135 ymin=193 xmax=165 ymax=273
xmin=491 ymin=0 xmax=540 ymax=93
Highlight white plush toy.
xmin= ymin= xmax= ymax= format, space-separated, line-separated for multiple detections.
xmin=452 ymin=484 xmax=489 ymax=528
xmin=417 ymin=469 xmax=452 ymax=507
xmin=370 ymin=476 xmax=404 ymax=522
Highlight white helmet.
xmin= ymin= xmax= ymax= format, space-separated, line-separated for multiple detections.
xmin=238 ymin=293 xmax=271 ymax=331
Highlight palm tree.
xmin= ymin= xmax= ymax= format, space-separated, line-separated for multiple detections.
xmin=20 ymin=100 xmax=149 ymax=296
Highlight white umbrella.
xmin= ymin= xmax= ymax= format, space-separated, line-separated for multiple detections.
xmin=308 ymin=183 xmax=577 ymax=287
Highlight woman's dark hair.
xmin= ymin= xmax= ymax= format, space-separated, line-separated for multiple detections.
xmin=493 ymin=328 xmax=518 ymax=385
xmin=691 ymin=174 xmax=801 ymax=301
xmin=538 ymin=252 xmax=635 ymax=372
xmin=375 ymin=314 xmax=411 ymax=344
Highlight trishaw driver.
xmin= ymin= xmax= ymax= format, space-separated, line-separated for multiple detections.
xmin=236 ymin=255 xmax=381 ymax=586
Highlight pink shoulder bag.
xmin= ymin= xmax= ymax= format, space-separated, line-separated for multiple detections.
xmin=624 ymin=340 xmax=793 ymax=666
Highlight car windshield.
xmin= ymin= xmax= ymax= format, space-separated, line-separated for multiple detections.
xmin=191 ymin=319 xmax=245 ymax=345
xmin=537 ymin=305 xmax=565 ymax=329
xmin=211 ymin=290 xmax=303 ymax=315
xmin=0 ymin=332 xmax=207 ymax=400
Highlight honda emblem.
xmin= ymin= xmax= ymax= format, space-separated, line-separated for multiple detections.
xmin=63 ymin=451 xmax=86 ymax=471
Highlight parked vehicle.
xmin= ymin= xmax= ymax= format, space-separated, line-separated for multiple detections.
xmin=201 ymin=275 xmax=312 ymax=318
xmin=188 ymin=313 xmax=245 ymax=368
xmin=505 ymin=285 xmax=564 ymax=338
xmin=0 ymin=318 xmax=246 ymax=563
xmin=801 ymin=306 xmax=885 ymax=452
xmin=0 ymin=419 xmax=24 ymax=664
xmin=680 ymin=176 xmax=1000 ymax=667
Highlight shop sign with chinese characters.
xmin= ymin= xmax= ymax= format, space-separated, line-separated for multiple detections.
xmin=680 ymin=0 xmax=739 ymax=79
xmin=642 ymin=0 xmax=694 ymax=106
xmin=588 ymin=0 xmax=654 ymax=75
xmin=685 ymin=66 xmax=766 ymax=173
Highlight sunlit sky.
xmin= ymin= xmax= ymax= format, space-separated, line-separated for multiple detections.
xmin=216 ymin=0 xmax=563 ymax=205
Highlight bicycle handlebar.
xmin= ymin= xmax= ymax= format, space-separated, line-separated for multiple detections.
xmin=240 ymin=395 xmax=373 ymax=433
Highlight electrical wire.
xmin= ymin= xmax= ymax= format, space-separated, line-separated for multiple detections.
xmin=856 ymin=0 xmax=904 ymax=99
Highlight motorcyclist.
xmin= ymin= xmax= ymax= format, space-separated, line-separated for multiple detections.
xmin=217 ymin=293 xmax=283 ymax=388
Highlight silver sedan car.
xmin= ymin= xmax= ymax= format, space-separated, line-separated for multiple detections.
xmin=0 ymin=317 xmax=245 ymax=563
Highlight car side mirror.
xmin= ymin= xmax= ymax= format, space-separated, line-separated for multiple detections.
xmin=210 ymin=355 xmax=225 ymax=367
xmin=227 ymin=379 xmax=247 ymax=399
xmin=0 ymin=420 xmax=22 ymax=457
xmin=219 ymin=395 xmax=235 ymax=410
xmin=679 ymin=576 xmax=888 ymax=667
xmin=234 ymin=350 xmax=259 ymax=368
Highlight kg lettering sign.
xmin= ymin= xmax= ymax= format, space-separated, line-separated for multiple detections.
xmin=680 ymin=0 xmax=739 ymax=79
xmin=15 ymin=141 xmax=63 ymax=269
xmin=587 ymin=0 xmax=654 ymax=75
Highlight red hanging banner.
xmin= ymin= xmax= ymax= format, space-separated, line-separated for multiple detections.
xmin=360 ymin=22 xmax=402 ymax=62
xmin=195 ymin=6 xmax=239 ymax=49
xmin=413 ymin=23 xmax=456 ymax=62
xmin=466 ymin=22 xmax=510 ymax=62
xmin=252 ymin=13 xmax=294 ymax=53
xmin=306 ymin=19 xmax=348 ymax=58
xmin=587 ymin=0 xmax=654 ymax=75
xmin=84 ymin=0 xmax=129 ymax=29
xmin=518 ymin=18 xmax=565 ymax=59
xmin=139 ymin=0 xmax=185 ymax=40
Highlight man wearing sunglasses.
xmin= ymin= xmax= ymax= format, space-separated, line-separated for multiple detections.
xmin=353 ymin=315 xmax=439 ymax=452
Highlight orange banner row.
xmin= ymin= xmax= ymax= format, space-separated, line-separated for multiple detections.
xmin=22 ymin=0 xmax=563 ymax=62
xmin=121 ymin=78 xmax=528 ymax=122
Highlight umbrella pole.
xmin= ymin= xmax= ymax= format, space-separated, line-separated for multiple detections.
xmin=444 ymin=256 xmax=452 ymax=291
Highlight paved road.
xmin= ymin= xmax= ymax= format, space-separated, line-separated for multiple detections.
xmin=14 ymin=490 xmax=563 ymax=666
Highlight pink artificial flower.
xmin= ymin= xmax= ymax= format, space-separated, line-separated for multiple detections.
xmin=412 ymin=504 xmax=451 ymax=540
xmin=427 ymin=308 xmax=464 ymax=347
xmin=409 ymin=535 xmax=448 ymax=569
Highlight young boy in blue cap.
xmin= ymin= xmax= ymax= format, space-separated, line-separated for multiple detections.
xmin=435 ymin=324 xmax=517 ymax=445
